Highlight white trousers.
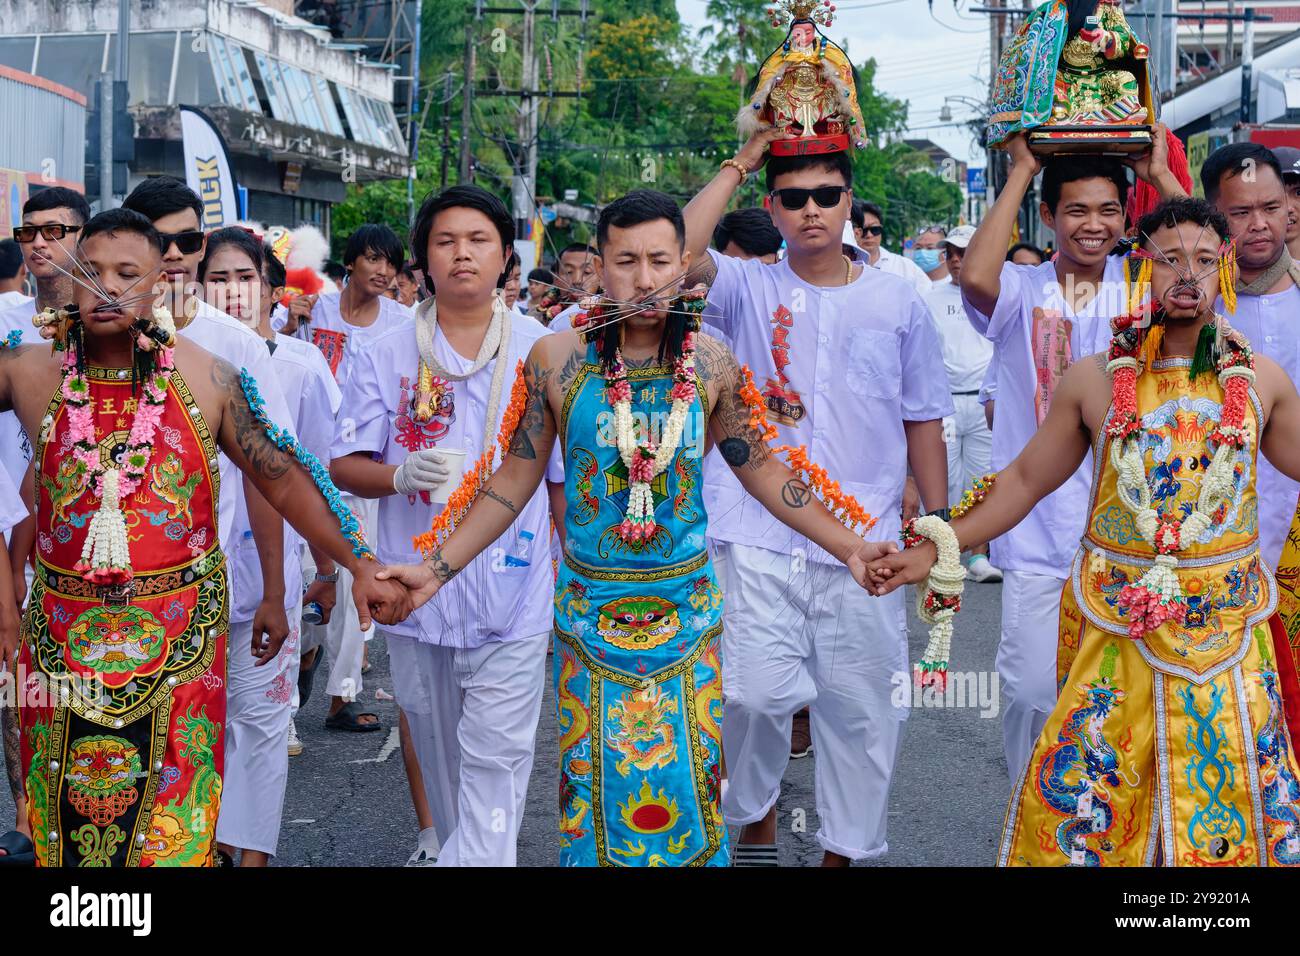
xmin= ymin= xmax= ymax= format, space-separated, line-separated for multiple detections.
xmin=944 ymin=392 xmax=993 ymax=508
xmin=996 ymin=570 xmax=1064 ymax=782
xmin=716 ymin=542 xmax=907 ymax=860
xmin=307 ymin=496 xmax=378 ymax=701
xmin=216 ymin=601 xmax=302 ymax=856
xmin=386 ymin=630 xmax=548 ymax=867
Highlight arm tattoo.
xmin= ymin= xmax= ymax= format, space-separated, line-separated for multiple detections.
xmin=781 ymin=478 xmax=813 ymax=509
xmin=2 ymin=700 xmax=20 ymax=801
xmin=555 ymin=346 xmax=585 ymax=395
xmin=509 ymin=358 xmax=552 ymax=461
xmin=695 ymin=257 xmax=719 ymax=288
xmin=483 ymin=486 xmax=519 ymax=514
xmin=427 ymin=548 xmax=459 ymax=584
xmin=708 ymin=342 xmax=771 ymax=472
xmin=719 ymin=437 xmax=750 ymax=467
xmin=213 ymin=360 xmax=292 ymax=480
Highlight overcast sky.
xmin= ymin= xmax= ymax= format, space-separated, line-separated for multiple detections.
xmin=676 ymin=0 xmax=991 ymax=167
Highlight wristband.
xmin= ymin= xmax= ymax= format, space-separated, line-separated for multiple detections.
xmin=925 ymin=507 xmax=952 ymax=522
xmin=314 ymin=571 xmax=339 ymax=583
xmin=720 ymin=158 xmax=750 ymax=181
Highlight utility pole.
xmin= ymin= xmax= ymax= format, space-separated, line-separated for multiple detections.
xmin=1227 ymin=0 xmax=1236 ymax=66
xmin=1241 ymin=7 xmax=1256 ymax=124
xmin=441 ymin=70 xmax=453 ymax=189
xmin=459 ymin=6 xmax=478 ymax=183
xmin=407 ymin=0 xmax=423 ymax=228
xmin=466 ymin=1 xmax=590 ymax=234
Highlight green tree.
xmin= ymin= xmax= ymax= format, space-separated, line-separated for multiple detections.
xmin=697 ymin=0 xmax=783 ymax=75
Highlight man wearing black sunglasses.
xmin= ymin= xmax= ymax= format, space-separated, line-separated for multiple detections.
xmin=683 ymin=130 xmax=951 ymax=868
xmin=852 ymin=199 xmax=932 ymax=297
xmin=0 ymin=187 xmax=90 ymax=868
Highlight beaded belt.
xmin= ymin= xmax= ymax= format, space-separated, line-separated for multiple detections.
xmin=34 ymin=548 xmax=226 ymax=601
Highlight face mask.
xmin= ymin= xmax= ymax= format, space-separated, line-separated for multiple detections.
xmin=912 ymin=248 xmax=942 ymax=272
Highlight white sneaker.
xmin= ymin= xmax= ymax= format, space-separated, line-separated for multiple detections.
xmin=287 ymin=719 xmax=303 ymax=757
xmin=967 ymin=554 xmax=1003 ymax=583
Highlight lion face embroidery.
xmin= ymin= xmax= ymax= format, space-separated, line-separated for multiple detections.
xmin=596 ymin=595 xmax=682 ymax=650
xmin=66 ymin=606 xmax=166 ymax=673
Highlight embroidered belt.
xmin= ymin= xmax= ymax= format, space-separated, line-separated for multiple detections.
xmin=34 ymin=548 xmax=225 ymax=601
xmin=563 ymin=549 xmax=709 ymax=583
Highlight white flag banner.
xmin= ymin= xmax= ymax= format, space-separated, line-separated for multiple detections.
xmin=179 ymin=106 xmax=239 ymax=229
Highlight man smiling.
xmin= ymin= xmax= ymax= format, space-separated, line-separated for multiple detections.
xmin=958 ymin=127 xmax=1186 ymax=783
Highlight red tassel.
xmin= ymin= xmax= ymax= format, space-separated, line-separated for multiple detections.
xmin=1127 ymin=127 xmax=1193 ymax=226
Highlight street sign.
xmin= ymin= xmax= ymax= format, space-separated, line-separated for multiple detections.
xmin=967 ymin=167 xmax=987 ymax=194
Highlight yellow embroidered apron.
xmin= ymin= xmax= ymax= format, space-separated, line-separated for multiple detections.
xmin=999 ymin=357 xmax=1300 ymax=866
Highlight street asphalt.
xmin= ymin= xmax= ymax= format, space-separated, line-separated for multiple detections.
xmin=1 ymin=578 xmax=1013 ymax=867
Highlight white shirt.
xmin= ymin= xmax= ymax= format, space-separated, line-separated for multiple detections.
xmin=297 ymin=290 xmax=412 ymax=391
xmin=0 ymin=298 xmax=38 ymax=489
xmin=230 ymin=334 xmax=341 ymax=620
xmin=333 ymin=317 xmax=560 ymax=648
xmin=704 ymin=248 xmax=952 ymax=562
xmin=927 ymin=279 xmax=993 ymax=393
xmin=0 ymin=291 xmax=30 ymax=312
xmin=873 ymin=248 xmax=933 ymax=297
xmin=1215 ymin=284 xmax=1300 ymax=569
xmin=962 ymin=257 xmax=1126 ymax=577
xmin=180 ymin=300 xmax=296 ymax=554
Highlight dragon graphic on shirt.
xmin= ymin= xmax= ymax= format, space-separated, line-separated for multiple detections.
xmin=150 ymin=453 xmax=201 ymax=528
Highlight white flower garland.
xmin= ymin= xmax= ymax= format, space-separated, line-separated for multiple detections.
xmin=905 ymin=515 xmax=966 ymax=686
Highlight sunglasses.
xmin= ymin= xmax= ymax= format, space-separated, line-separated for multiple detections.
xmin=860 ymin=225 xmax=884 ymax=236
xmin=769 ymin=186 xmax=850 ymax=211
xmin=159 ymin=230 xmax=205 ymax=256
xmin=13 ymin=223 xmax=81 ymax=243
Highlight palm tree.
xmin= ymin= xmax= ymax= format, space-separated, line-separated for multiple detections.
xmin=698 ymin=0 xmax=782 ymax=76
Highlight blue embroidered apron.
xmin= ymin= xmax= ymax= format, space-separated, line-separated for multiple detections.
xmin=551 ymin=344 xmax=728 ymax=866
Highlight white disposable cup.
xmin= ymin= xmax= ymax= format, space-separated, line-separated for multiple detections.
xmin=429 ymin=449 xmax=467 ymax=504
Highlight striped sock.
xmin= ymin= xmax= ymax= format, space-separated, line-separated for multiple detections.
xmin=732 ymin=843 xmax=779 ymax=867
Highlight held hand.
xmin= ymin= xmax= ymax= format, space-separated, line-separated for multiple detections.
xmin=374 ymin=561 xmax=443 ymax=612
xmin=251 ymin=598 xmax=291 ymax=666
xmin=1126 ymin=121 xmax=1170 ymax=187
xmin=303 ymin=576 xmax=337 ymax=626
xmin=847 ymin=540 xmax=899 ymax=592
xmin=733 ymin=126 xmax=785 ymax=177
xmin=283 ymin=294 xmax=317 ymax=335
xmin=866 ymin=541 xmax=938 ymax=596
xmin=393 ymin=449 xmax=452 ymax=496
xmin=1006 ymin=132 xmax=1042 ymax=180
xmin=352 ymin=560 xmax=415 ymax=628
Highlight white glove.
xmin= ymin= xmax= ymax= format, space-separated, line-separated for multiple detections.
xmin=393 ymin=449 xmax=452 ymax=495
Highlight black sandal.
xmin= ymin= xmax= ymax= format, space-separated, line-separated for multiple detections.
xmin=0 ymin=830 xmax=34 ymax=867
xmin=324 ymin=702 xmax=383 ymax=733
xmin=297 ymin=646 xmax=323 ymax=708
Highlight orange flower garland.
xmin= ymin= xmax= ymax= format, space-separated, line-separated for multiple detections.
xmin=412 ymin=359 xmax=530 ymax=557
xmin=736 ymin=365 xmax=878 ymax=535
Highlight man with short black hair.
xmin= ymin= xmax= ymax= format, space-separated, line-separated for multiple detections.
xmin=554 ymin=242 xmax=599 ymax=301
xmin=853 ymin=199 xmax=931 ymax=295
xmin=959 ymin=127 xmax=1185 ymax=782
xmin=287 ymin=223 xmax=413 ymax=733
xmin=0 ymin=241 xmax=25 ymax=310
xmin=377 ymin=186 xmax=893 ymax=866
xmin=713 ymin=207 xmax=783 ymax=263
xmin=685 ymin=133 xmax=951 ymax=867
xmin=1202 ymin=141 xmax=1300 ymax=569
xmin=331 ymin=186 xmax=558 ymax=866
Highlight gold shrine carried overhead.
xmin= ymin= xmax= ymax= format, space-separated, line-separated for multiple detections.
xmin=737 ymin=0 xmax=868 ymax=156
xmin=987 ymin=0 xmax=1155 ymax=155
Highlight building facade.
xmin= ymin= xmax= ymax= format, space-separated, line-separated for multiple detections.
xmin=0 ymin=0 xmax=409 ymax=232
xmin=0 ymin=65 xmax=86 ymax=237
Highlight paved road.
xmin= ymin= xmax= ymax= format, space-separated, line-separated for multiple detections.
xmin=2 ymin=579 xmax=1014 ymax=867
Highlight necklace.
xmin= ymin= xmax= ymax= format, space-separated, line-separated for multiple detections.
xmin=61 ymin=346 xmax=175 ymax=584
xmin=1103 ymin=312 xmax=1254 ymax=638
xmin=1237 ymin=248 xmax=1296 ymax=296
xmin=604 ymin=329 xmax=698 ymax=544
xmin=413 ymin=294 xmax=513 ymax=460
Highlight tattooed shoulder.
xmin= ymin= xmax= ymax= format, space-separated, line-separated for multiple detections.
xmin=214 ymin=358 xmax=293 ymax=480
xmin=509 ymin=352 xmax=554 ymax=461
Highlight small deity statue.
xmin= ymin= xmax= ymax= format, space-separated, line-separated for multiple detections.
xmin=738 ymin=0 xmax=867 ymax=156
xmin=987 ymin=0 xmax=1153 ymax=154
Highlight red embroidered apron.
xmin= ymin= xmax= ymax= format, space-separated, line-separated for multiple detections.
xmin=19 ymin=362 xmax=227 ymax=866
